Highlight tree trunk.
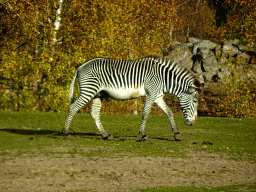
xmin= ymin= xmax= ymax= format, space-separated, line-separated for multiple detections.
xmin=53 ymin=0 xmax=64 ymax=45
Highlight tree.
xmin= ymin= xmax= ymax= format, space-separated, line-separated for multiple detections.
xmin=3 ymin=0 xmax=251 ymax=114
xmin=209 ymin=0 xmax=256 ymax=44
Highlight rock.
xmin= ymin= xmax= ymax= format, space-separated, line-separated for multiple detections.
xmin=236 ymin=52 xmax=251 ymax=65
xmin=202 ymin=54 xmax=219 ymax=81
xmin=216 ymin=65 xmax=230 ymax=80
xmin=187 ymin=37 xmax=202 ymax=44
xmin=192 ymin=39 xmax=218 ymax=54
xmin=238 ymin=43 xmax=256 ymax=53
xmin=66 ymin=135 xmax=72 ymax=139
xmin=222 ymin=40 xmax=241 ymax=56
xmin=167 ymin=46 xmax=193 ymax=70
xmin=164 ymin=37 xmax=256 ymax=83
xmin=119 ymin=137 xmax=126 ymax=141
xmin=203 ymin=141 xmax=213 ymax=145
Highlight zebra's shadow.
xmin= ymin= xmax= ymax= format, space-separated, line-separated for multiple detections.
xmin=0 ymin=129 xmax=101 ymax=138
xmin=152 ymin=137 xmax=177 ymax=142
xmin=0 ymin=129 xmax=178 ymax=141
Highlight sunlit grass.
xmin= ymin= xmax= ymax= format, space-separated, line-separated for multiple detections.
xmin=0 ymin=111 xmax=255 ymax=162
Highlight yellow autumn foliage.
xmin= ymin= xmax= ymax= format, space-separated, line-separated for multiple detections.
xmin=1 ymin=0 xmax=255 ymax=117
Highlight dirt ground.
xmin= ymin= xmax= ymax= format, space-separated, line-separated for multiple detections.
xmin=0 ymin=149 xmax=255 ymax=192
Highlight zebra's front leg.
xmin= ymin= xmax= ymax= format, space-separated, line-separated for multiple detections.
xmin=154 ymin=97 xmax=181 ymax=141
xmin=139 ymin=97 xmax=155 ymax=141
xmin=90 ymin=98 xmax=112 ymax=140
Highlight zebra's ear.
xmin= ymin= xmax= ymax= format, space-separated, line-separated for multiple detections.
xmin=188 ymin=86 xmax=196 ymax=93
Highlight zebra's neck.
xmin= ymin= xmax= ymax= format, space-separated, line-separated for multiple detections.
xmin=151 ymin=57 xmax=195 ymax=97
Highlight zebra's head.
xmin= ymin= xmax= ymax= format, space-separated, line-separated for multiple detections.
xmin=179 ymin=86 xmax=199 ymax=126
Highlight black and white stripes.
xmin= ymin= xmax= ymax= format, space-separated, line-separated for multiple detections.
xmin=63 ymin=56 xmax=201 ymax=140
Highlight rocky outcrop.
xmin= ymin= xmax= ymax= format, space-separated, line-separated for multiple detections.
xmin=164 ymin=38 xmax=256 ymax=84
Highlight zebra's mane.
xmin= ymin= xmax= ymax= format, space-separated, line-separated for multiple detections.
xmin=148 ymin=56 xmax=202 ymax=92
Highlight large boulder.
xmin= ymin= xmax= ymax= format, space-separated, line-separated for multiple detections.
xmin=190 ymin=38 xmax=218 ymax=54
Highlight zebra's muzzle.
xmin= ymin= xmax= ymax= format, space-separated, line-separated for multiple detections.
xmin=185 ymin=119 xmax=195 ymax=126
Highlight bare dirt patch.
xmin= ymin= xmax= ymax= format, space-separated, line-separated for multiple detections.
xmin=0 ymin=149 xmax=255 ymax=192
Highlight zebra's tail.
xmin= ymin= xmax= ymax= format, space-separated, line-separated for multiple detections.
xmin=69 ymin=70 xmax=78 ymax=105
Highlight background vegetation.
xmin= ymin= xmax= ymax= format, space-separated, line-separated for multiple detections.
xmin=1 ymin=0 xmax=255 ymax=117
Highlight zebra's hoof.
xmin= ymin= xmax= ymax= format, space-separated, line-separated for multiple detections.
xmin=103 ymin=134 xmax=113 ymax=140
xmin=174 ymin=133 xmax=181 ymax=141
xmin=138 ymin=136 xmax=149 ymax=142
xmin=62 ymin=129 xmax=68 ymax=135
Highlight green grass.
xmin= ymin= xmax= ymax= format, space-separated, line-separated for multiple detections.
xmin=0 ymin=111 xmax=256 ymax=191
xmin=0 ymin=111 xmax=255 ymax=161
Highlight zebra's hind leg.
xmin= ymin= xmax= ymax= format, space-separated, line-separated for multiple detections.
xmin=63 ymin=96 xmax=89 ymax=134
xmin=154 ymin=97 xmax=181 ymax=141
xmin=90 ymin=98 xmax=112 ymax=140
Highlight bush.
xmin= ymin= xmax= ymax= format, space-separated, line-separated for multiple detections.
xmin=212 ymin=63 xmax=256 ymax=118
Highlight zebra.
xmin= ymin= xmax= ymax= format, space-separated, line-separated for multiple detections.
xmin=63 ymin=56 xmax=201 ymax=141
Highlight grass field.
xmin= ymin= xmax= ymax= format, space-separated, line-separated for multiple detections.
xmin=0 ymin=111 xmax=256 ymax=191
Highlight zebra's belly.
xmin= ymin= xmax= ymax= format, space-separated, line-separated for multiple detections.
xmin=100 ymin=87 xmax=146 ymax=100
